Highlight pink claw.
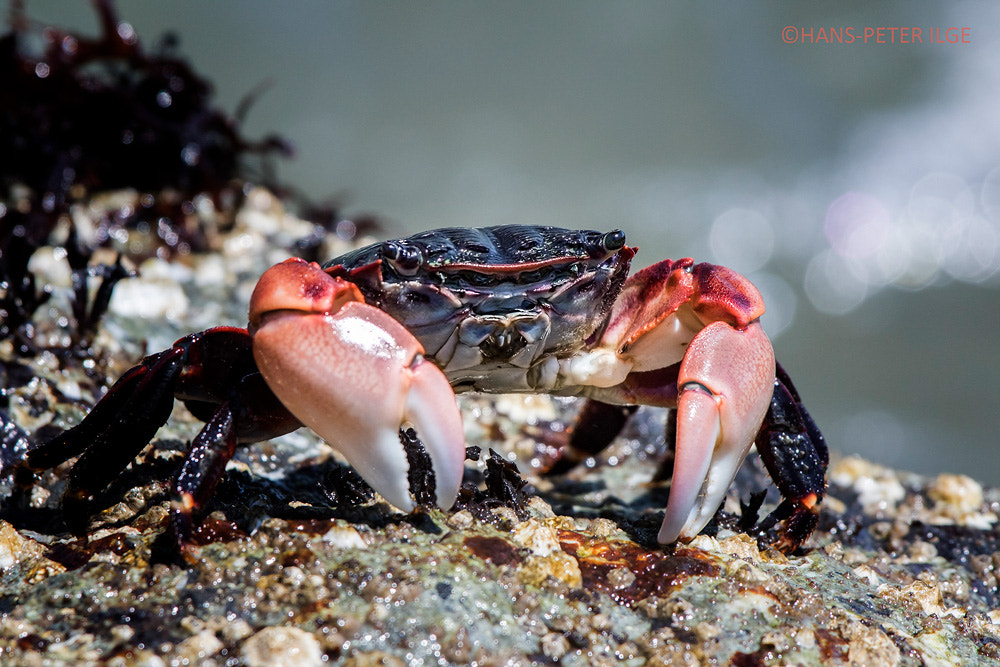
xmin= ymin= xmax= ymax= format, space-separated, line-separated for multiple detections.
xmin=657 ymin=320 xmax=775 ymax=544
xmin=249 ymin=259 xmax=466 ymax=511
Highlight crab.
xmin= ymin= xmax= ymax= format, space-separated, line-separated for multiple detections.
xmin=2 ymin=225 xmax=827 ymax=551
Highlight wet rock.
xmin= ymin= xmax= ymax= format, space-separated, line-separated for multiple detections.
xmin=2 ymin=188 xmax=1000 ymax=666
xmin=242 ymin=626 xmax=323 ymax=667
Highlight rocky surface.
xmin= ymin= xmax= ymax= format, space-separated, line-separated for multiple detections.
xmin=2 ymin=190 xmax=999 ymax=666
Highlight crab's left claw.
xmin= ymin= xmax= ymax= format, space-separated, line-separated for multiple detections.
xmin=248 ymin=258 xmax=466 ymax=512
xmin=657 ymin=320 xmax=775 ymax=544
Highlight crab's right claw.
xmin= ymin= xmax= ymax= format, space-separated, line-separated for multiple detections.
xmin=657 ymin=320 xmax=775 ymax=544
xmin=249 ymin=258 xmax=466 ymax=512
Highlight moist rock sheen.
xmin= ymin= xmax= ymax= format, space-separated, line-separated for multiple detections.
xmin=2 ymin=192 xmax=999 ymax=666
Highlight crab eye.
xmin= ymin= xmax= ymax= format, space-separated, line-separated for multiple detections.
xmin=382 ymin=241 xmax=423 ymax=276
xmin=602 ymin=229 xmax=626 ymax=252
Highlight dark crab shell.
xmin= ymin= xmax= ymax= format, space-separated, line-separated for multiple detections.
xmin=323 ymin=226 xmax=636 ymax=392
xmin=326 ymin=225 xmax=629 ymax=276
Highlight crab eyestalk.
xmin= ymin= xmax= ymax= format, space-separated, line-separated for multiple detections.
xmin=248 ymin=258 xmax=466 ymax=511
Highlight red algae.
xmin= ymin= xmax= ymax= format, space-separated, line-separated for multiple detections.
xmin=559 ymin=531 xmax=719 ymax=606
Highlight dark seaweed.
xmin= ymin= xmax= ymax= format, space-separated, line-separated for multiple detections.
xmin=454 ymin=447 xmax=531 ymax=524
xmin=0 ymin=0 xmax=292 ymax=353
xmin=401 ymin=427 xmax=437 ymax=507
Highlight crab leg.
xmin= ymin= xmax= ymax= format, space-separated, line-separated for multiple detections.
xmin=752 ymin=364 xmax=828 ymax=552
xmin=657 ymin=320 xmax=775 ymax=544
xmin=249 ymin=258 xmax=466 ymax=511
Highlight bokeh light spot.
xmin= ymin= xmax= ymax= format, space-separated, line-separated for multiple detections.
xmin=804 ymin=249 xmax=868 ymax=315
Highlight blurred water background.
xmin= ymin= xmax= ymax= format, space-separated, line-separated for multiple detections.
xmin=16 ymin=1 xmax=1000 ymax=483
